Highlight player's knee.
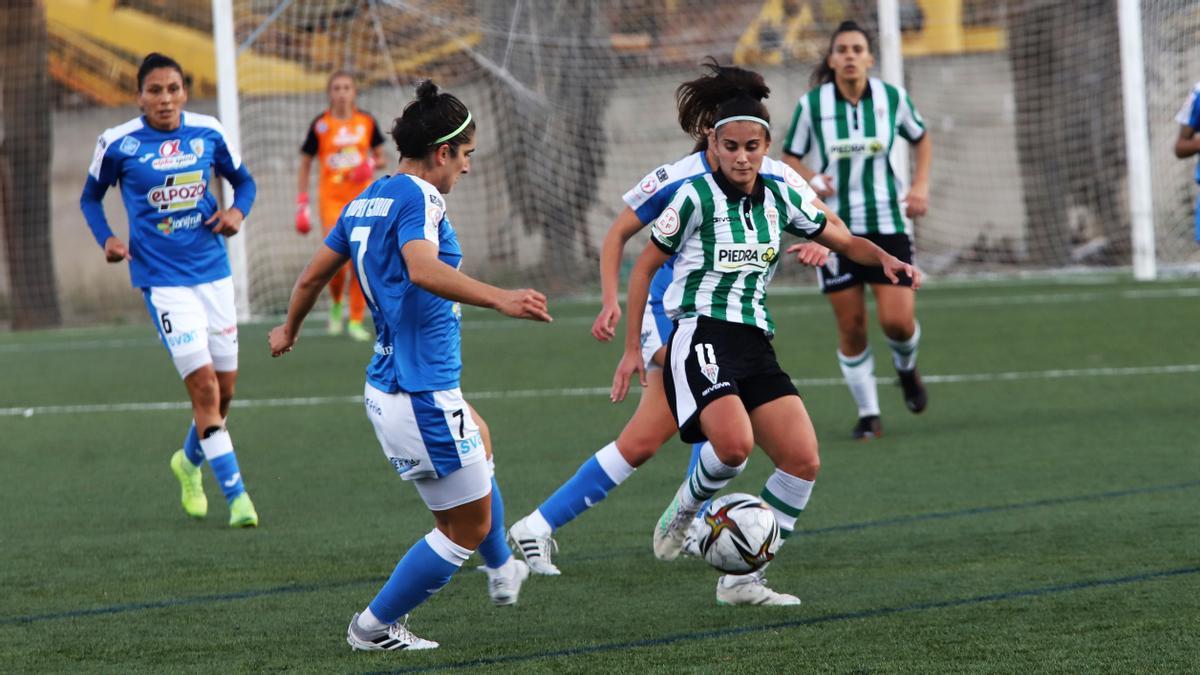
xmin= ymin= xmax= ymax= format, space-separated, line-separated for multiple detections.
xmin=778 ymin=448 xmax=820 ymax=480
xmin=185 ymin=369 xmax=220 ymax=406
xmin=444 ymin=517 xmax=490 ymax=550
xmin=881 ymin=318 xmax=914 ymax=341
xmin=613 ymin=433 xmax=660 ymax=466
xmin=709 ymin=433 xmax=753 ymax=466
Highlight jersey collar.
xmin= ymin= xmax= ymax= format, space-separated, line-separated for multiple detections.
xmin=712 ymin=168 xmax=766 ymax=205
xmin=833 ymin=79 xmax=873 ymax=103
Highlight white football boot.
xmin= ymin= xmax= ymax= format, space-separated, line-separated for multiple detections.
xmin=715 ymin=567 xmax=801 ymax=606
xmin=346 ymin=613 xmax=439 ymax=651
xmin=653 ymin=483 xmax=702 ymax=561
xmin=486 ymin=558 xmax=530 ymax=606
xmin=681 ymin=516 xmax=705 ymax=558
xmin=508 ymin=516 xmax=562 ymax=576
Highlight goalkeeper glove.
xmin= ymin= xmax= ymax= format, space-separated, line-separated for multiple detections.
xmin=349 ymin=156 xmax=375 ymax=184
xmin=295 ymin=192 xmax=311 ymax=235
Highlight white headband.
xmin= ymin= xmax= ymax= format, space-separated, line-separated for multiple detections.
xmin=714 ymin=114 xmax=769 ymax=130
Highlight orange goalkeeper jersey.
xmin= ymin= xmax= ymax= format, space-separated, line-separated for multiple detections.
xmin=301 ymin=109 xmax=386 ymax=206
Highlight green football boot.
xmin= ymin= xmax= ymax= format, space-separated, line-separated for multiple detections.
xmin=169 ymin=449 xmax=208 ymax=519
xmin=228 ymin=492 xmax=259 ymax=528
xmin=328 ymin=301 xmax=344 ymax=335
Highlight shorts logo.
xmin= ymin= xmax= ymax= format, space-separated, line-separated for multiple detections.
xmin=695 ymin=342 xmax=720 ymax=385
xmin=824 ymin=252 xmax=840 ymax=277
xmin=165 ymin=329 xmax=199 ymax=347
xmin=656 ymin=207 xmax=681 ymax=237
xmin=389 ymin=457 xmax=421 ymax=475
xmin=119 ymin=136 xmax=140 ymax=155
xmin=147 ymin=171 xmax=207 ymax=212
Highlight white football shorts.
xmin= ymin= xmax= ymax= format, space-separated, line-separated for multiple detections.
xmin=640 ymin=296 xmax=674 ymax=371
xmin=363 ymin=382 xmax=490 ymax=510
xmin=142 ymin=276 xmax=238 ymax=378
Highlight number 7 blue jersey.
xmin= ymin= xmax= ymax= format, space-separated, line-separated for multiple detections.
xmin=324 ymin=173 xmax=464 ymax=393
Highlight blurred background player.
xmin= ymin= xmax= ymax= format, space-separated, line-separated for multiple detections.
xmin=613 ymin=93 xmax=917 ymax=605
xmin=78 ymin=53 xmax=259 ymax=527
xmin=508 ymin=60 xmax=825 ymax=605
xmin=270 ymin=81 xmax=551 ymax=651
xmin=1173 ymin=78 xmax=1200 ymax=243
xmin=296 ymin=70 xmax=387 ymax=341
xmin=782 ymin=20 xmax=933 ymax=439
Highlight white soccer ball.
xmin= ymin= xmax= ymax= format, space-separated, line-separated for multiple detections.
xmin=696 ymin=493 xmax=781 ymax=575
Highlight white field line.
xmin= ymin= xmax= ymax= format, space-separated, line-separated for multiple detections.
xmin=2 ymin=285 xmax=1196 ymax=354
xmin=3 ymin=363 xmax=1198 ymax=418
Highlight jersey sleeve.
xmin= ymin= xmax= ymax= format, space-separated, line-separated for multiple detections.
xmin=396 ymin=183 xmax=444 ymax=248
xmin=209 ymin=123 xmax=257 ymax=217
xmin=367 ymin=114 xmax=386 ymax=148
xmin=622 ymin=164 xmax=677 ymax=225
xmin=896 ymin=88 xmax=926 ymax=143
xmin=650 ymin=185 xmax=700 ymax=254
xmin=300 ymin=115 xmax=321 ymax=155
xmin=81 ymin=134 xmax=119 ymax=247
xmin=323 ymin=211 xmax=351 ymax=256
xmin=1177 ymin=85 xmax=1200 ymax=128
xmin=778 ymin=177 xmax=827 ymax=239
xmin=782 ymin=94 xmax=812 ymax=158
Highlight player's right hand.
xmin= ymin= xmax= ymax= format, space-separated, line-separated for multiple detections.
xmin=786 ymin=242 xmax=830 ymax=267
xmin=267 ymin=324 xmax=296 ymax=357
xmin=497 ymin=288 xmax=552 ymax=322
xmin=610 ymin=349 xmax=645 ymax=403
xmin=591 ymin=301 xmax=622 ymax=341
xmin=295 ymin=193 xmax=311 ymax=235
xmin=103 ymin=236 xmax=130 ymax=263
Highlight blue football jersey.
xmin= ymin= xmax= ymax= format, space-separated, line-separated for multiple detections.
xmin=1178 ymin=82 xmax=1200 ymax=184
xmin=80 ymin=112 xmax=256 ymax=288
xmin=325 ymin=174 xmax=463 ymax=393
xmin=622 ymin=151 xmax=790 ymax=301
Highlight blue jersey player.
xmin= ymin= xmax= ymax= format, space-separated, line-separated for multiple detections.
xmin=269 ymin=81 xmax=552 ymax=651
xmin=79 ymin=53 xmax=259 ymax=528
xmin=1175 ymin=80 xmax=1200 ymax=242
xmin=507 ymin=60 xmax=826 ymax=605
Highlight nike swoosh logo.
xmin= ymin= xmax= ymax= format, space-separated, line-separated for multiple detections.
xmin=223 ymin=472 xmax=241 ymax=488
xmin=584 ymin=496 xmax=595 ymax=508
xmin=138 ymin=153 xmax=155 ymax=163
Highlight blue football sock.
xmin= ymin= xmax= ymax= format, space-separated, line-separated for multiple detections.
xmin=687 ymin=442 xmax=713 ymax=518
xmin=182 ymin=423 xmax=204 ymax=467
xmin=537 ymin=442 xmax=634 ymax=530
xmin=368 ymin=529 xmax=469 ymax=624
xmin=198 ymin=429 xmax=245 ymax=502
xmin=478 ymin=477 xmax=512 ymax=568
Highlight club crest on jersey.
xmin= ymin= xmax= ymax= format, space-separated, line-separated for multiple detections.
xmin=765 ymin=207 xmax=779 ymax=231
xmin=190 ymin=139 xmax=205 ymax=157
xmin=147 ymin=171 xmax=207 ymax=212
xmin=119 ymin=136 xmax=140 ymax=155
xmin=715 ymin=243 xmax=774 ymax=272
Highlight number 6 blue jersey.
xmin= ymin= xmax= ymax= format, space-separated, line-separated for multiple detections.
xmin=325 ymin=173 xmax=464 ymax=394
xmin=79 ymin=112 xmax=256 ymax=288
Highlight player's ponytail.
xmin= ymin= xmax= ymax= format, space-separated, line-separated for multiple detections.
xmin=137 ymin=53 xmax=185 ymax=92
xmin=390 ymin=80 xmax=475 ymax=159
xmin=676 ymin=57 xmax=770 ymax=152
xmin=811 ymin=21 xmax=873 ymax=88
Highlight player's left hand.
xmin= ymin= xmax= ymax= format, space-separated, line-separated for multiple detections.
xmin=611 ymin=349 xmax=645 ymax=403
xmin=880 ymin=256 xmax=922 ymax=289
xmin=267 ymin=324 xmax=295 ymax=357
xmin=904 ymin=188 xmax=928 ymax=218
xmin=785 ymin=241 xmax=830 ymax=267
xmin=206 ymin=207 xmax=244 ymax=237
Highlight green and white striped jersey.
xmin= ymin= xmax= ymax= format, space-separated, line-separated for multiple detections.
xmin=651 ymin=166 xmax=826 ymax=334
xmin=783 ymin=77 xmax=925 ymax=236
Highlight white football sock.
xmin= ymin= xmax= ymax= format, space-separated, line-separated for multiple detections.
xmin=837 ymin=348 xmax=880 ymax=417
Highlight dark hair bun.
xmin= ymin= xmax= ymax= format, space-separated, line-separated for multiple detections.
xmin=415 ymin=80 xmax=440 ymax=102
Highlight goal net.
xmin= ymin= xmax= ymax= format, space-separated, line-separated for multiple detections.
xmin=1 ymin=0 xmax=1199 ymax=328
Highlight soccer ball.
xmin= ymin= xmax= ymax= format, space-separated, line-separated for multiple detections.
xmin=695 ymin=493 xmax=781 ymax=575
